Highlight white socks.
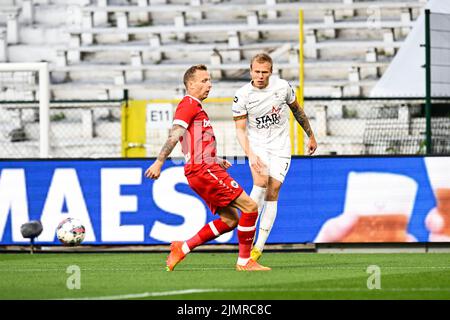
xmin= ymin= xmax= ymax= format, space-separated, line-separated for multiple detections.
xmin=250 ymin=186 xmax=278 ymax=252
xmin=249 ymin=185 xmax=266 ymax=213
xmin=254 ymin=201 xmax=277 ymax=252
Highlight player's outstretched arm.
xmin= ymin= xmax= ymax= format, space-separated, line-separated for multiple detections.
xmin=288 ymin=99 xmax=317 ymax=155
xmin=145 ymin=124 xmax=186 ymax=179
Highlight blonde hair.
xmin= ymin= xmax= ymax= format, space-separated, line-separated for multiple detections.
xmin=250 ymin=53 xmax=273 ymax=71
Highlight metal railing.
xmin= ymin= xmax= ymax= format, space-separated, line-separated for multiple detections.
xmin=0 ymin=97 xmax=449 ymax=158
xmin=0 ymin=100 xmax=123 ymax=158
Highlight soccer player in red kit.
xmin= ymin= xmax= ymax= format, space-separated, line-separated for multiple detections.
xmin=145 ymin=64 xmax=270 ymax=272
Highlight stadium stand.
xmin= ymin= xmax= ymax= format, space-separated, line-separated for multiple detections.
xmin=2 ymin=0 xmax=441 ymax=158
xmin=1 ymin=0 xmax=426 ymax=100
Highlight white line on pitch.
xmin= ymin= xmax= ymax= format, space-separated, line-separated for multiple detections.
xmin=57 ymin=289 xmax=222 ymax=300
xmin=4 ymin=265 xmax=450 ymax=272
xmin=56 ymin=287 xmax=450 ymax=300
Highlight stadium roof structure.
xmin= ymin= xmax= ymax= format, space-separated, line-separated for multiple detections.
xmin=371 ymin=0 xmax=450 ymax=98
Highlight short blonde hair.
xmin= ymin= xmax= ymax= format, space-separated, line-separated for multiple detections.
xmin=250 ymin=53 xmax=273 ymax=71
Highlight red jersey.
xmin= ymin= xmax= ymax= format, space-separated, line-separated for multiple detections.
xmin=173 ymin=95 xmax=217 ymax=175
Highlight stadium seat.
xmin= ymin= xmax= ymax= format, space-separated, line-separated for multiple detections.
xmin=1 ymin=0 xmax=436 ymax=157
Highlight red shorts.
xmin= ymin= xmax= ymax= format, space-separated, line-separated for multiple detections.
xmin=186 ymin=164 xmax=244 ymax=214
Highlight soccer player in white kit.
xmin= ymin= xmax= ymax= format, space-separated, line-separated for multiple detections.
xmin=233 ymin=53 xmax=317 ymax=261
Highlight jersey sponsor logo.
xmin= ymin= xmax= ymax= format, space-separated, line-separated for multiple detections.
xmin=203 ymin=119 xmax=211 ymax=128
xmin=256 ymin=114 xmax=280 ymax=129
xmin=255 ymin=106 xmax=281 ymax=129
xmin=230 ymin=180 xmax=239 ymax=188
xmin=271 ymin=106 xmax=281 ymax=114
xmin=232 ymin=109 xmax=241 ymax=114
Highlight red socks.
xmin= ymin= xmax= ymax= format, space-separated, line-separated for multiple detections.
xmin=185 ymin=218 xmax=234 ymax=252
xmin=237 ymin=211 xmax=258 ymax=262
xmin=184 ymin=212 xmax=258 ymax=263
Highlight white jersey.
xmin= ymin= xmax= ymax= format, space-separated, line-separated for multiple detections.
xmin=232 ymin=76 xmax=296 ymax=157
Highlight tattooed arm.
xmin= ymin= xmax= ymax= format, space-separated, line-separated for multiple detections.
xmin=288 ymin=99 xmax=317 ymax=155
xmin=288 ymin=99 xmax=313 ymax=137
xmin=144 ymin=124 xmax=186 ymax=179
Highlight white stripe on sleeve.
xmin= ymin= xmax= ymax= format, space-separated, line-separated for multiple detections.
xmin=173 ymin=119 xmax=188 ymax=129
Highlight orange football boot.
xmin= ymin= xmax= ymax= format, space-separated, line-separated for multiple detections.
xmin=166 ymin=241 xmax=186 ymax=271
xmin=236 ymin=259 xmax=271 ymax=271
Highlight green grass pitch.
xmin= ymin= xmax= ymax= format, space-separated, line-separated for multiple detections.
xmin=0 ymin=252 xmax=449 ymax=300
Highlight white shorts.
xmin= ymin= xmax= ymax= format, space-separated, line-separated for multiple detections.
xmin=250 ymin=147 xmax=291 ymax=183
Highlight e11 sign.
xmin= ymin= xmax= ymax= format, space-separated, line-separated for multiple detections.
xmin=147 ymin=103 xmax=173 ymax=129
